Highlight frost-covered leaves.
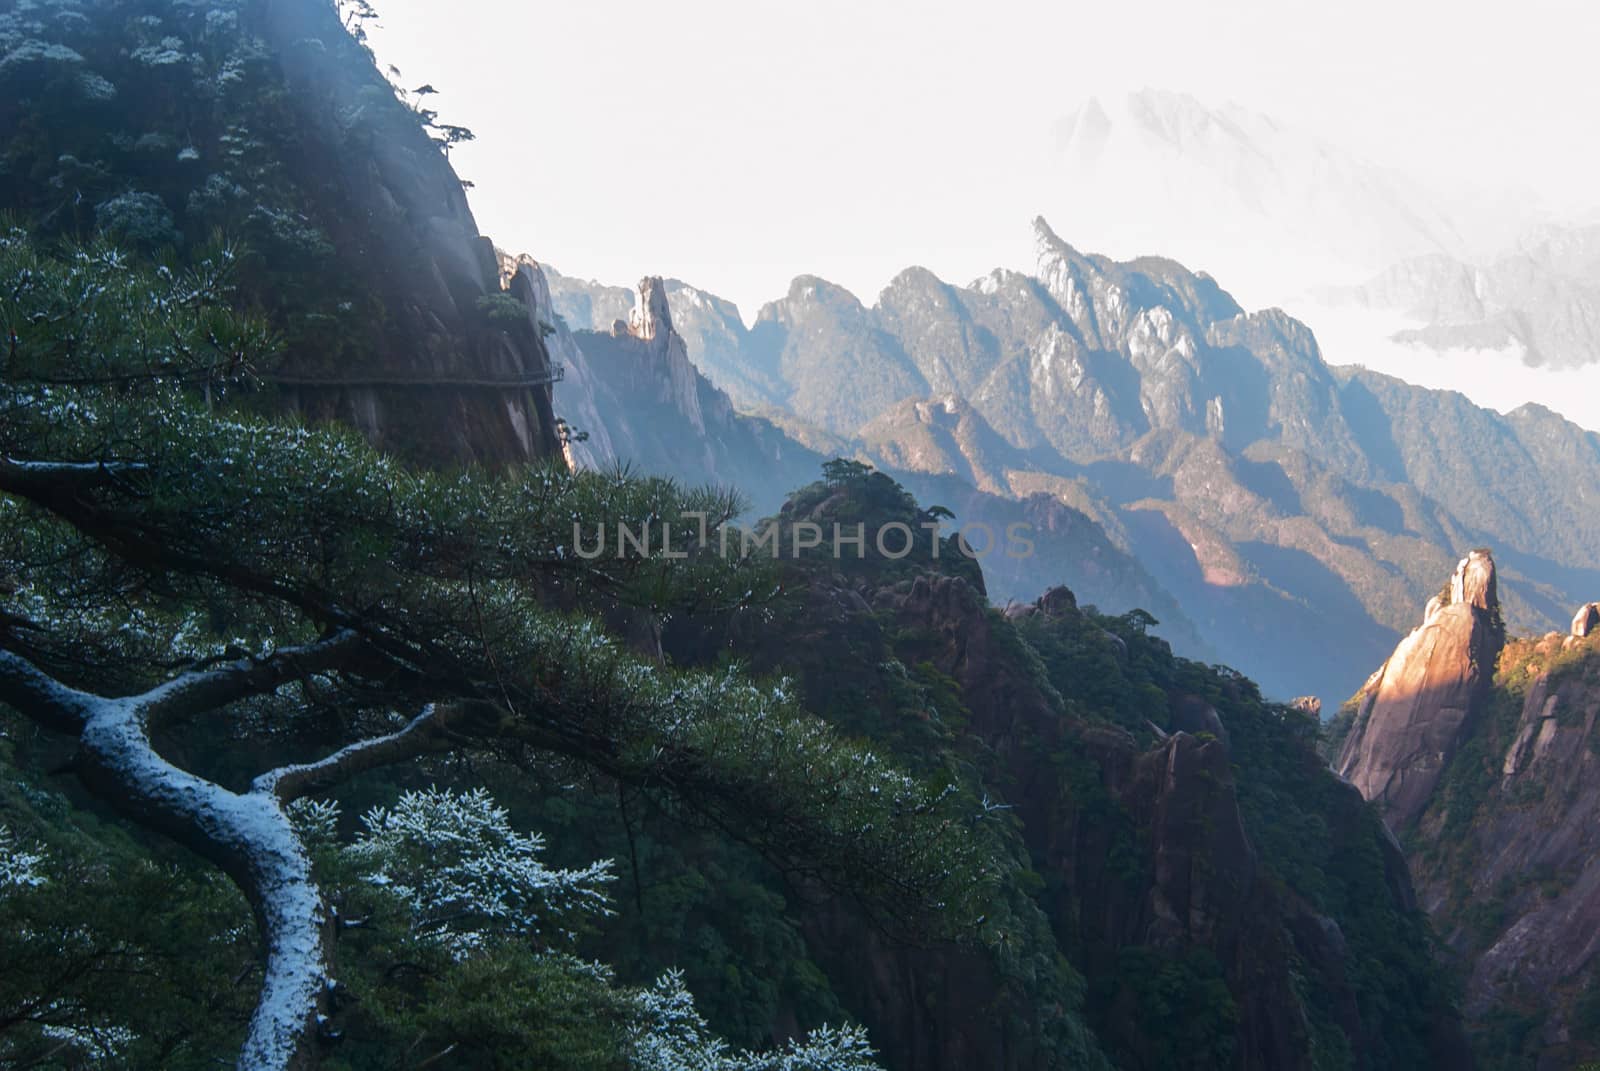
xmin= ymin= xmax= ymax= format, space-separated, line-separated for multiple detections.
xmin=487 ymin=614 xmax=988 ymax=936
xmin=0 ymin=227 xmax=277 ymax=393
xmin=316 ymin=788 xmax=880 ymax=1071
xmin=345 ymin=786 xmax=615 ymax=956
xmin=285 ymin=796 xmax=340 ymax=846
xmin=630 ymin=969 xmax=880 ymax=1071
xmin=0 ymin=823 xmax=44 ymax=889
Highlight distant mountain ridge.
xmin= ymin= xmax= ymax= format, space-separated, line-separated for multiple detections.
xmin=529 ymin=266 xmax=1208 ymax=653
xmin=1043 ymin=89 xmax=1600 ymax=432
xmin=1326 ymin=222 xmax=1600 ymax=371
xmin=547 ymin=220 xmax=1600 ymax=706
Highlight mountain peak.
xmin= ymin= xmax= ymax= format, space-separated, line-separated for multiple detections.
xmin=1031 ymin=215 xmax=1071 ymax=255
xmin=757 ymin=275 xmax=867 ymax=321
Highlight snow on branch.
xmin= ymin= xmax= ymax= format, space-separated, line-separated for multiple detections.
xmin=139 ymin=629 xmax=366 ymax=725
xmin=0 ymin=825 xmax=47 ymax=890
xmin=253 ymin=700 xmax=490 ymax=803
xmin=0 ymin=648 xmax=100 ymax=733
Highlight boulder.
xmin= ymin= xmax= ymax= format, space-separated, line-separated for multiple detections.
xmin=1573 ymin=602 xmax=1600 ymax=638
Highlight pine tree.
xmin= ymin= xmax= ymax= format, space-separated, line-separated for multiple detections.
xmin=0 ymin=231 xmax=981 ymax=1070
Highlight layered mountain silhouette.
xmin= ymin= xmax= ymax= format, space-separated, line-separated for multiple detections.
xmin=547 ymin=220 xmax=1600 ymax=706
xmin=1327 ymin=222 xmax=1600 ymax=371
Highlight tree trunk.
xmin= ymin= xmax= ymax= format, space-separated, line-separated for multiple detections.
xmin=77 ymin=697 xmax=329 ymax=1071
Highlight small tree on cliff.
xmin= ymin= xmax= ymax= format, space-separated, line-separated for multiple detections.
xmin=0 ymin=231 xmax=980 ymax=1070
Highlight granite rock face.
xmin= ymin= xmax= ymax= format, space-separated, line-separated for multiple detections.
xmin=248 ymin=0 xmax=560 ymax=465
xmin=854 ymin=577 xmax=1453 ymax=1070
xmin=0 ymin=0 xmax=562 ymax=467
xmin=499 ymin=253 xmax=618 ymax=470
xmin=1439 ymin=625 xmax=1600 ymax=1028
xmin=1335 ymin=550 xmax=1505 ymax=831
xmin=1404 ymin=615 xmax=1600 ymax=1065
xmin=1334 ymin=551 xmax=1600 ymax=1065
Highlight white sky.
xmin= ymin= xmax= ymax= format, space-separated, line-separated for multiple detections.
xmin=370 ymin=0 xmax=1598 ymax=316
xmin=368 ymin=1 xmax=1600 ymax=428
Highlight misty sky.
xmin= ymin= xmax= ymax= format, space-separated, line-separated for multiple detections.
xmin=371 ymin=1 xmax=1596 ymax=305
xmin=368 ymin=0 xmax=1600 ymax=426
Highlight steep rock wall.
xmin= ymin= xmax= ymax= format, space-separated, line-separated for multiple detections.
xmin=1336 ymin=550 xmax=1505 ymax=830
xmin=1336 ymin=549 xmax=1600 ymax=1065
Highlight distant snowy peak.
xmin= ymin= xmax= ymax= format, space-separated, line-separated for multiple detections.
xmin=1046 ymin=89 xmax=1532 ymax=307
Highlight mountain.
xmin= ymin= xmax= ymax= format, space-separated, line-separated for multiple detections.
xmin=1045 ymin=89 xmax=1537 ymax=309
xmin=1041 ymin=89 xmax=1600 ymax=433
xmin=547 ymin=219 xmax=1600 ymax=706
xmin=0 ymin=0 xmax=561 ymax=465
xmin=0 ymin=5 xmax=1494 ymax=1070
xmin=1331 ymin=551 xmax=1600 ymax=1066
xmin=540 ymin=268 xmax=1208 ymax=643
xmin=1325 ymin=222 xmax=1600 ymax=371
xmin=547 ymin=266 xmax=787 ymax=410
xmin=545 ymin=271 xmax=822 ymax=509
xmin=1309 ymin=221 xmax=1600 ymax=433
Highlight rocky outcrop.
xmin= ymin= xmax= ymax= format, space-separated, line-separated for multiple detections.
xmin=499 ymin=253 xmax=619 ymax=469
xmin=0 ymin=0 xmax=562 ymax=466
xmin=1440 ymin=624 xmax=1600 ymax=1034
xmin=1335 ymin=549 xmax=1506 ymax=830
xmin=1336 ymin=549 xmax=1600 ymax=1064
xmin=860 ymin=578 xmax=1453 ymax=1069
xmin=1401 ymin=614 xmax=1600 ymax=1065
xmin=550 ymin=278 xmax=825 ymax=513
xmin=243 ymin=1 xmax=562 ymax=465
xmin=619 ymin=277 xmax=716 ymax=431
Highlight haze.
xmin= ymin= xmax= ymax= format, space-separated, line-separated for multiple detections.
xmin=369 ymin=0 xmax=1600 ymax=425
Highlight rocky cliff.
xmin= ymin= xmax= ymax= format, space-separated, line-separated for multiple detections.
xmin=1333 ymin=551 xmax=1600 ymax=1067
xmin=659 ymin=469 xmax=1468 ymax=1070
xmin=499 ymin=252 xmax=619 ymax=469
xmin=0 ymin=0 xmax=559 ymax=465
xmin=556 ymin=275 xmax=822 ymax=510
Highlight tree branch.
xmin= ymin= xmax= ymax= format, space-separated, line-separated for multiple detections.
xmin=0 ymin=648 xmax=98 ymax=733
xmin=0 ymin=458 xmax=146 ymax=497
xmin=252 ymin=700 xmax=499 ymax=803
xmin=139 ymin=630 xmax=368 ymax=725
xmin=0 ymin=466 xmax=447 ymax=689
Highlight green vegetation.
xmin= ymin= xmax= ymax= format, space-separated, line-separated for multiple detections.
xmin=0 ymin=233 xmax=980 ymax=1069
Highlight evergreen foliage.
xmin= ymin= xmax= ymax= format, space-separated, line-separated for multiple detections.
xmin=0 ymin=235 xmax=972 ymax=1069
